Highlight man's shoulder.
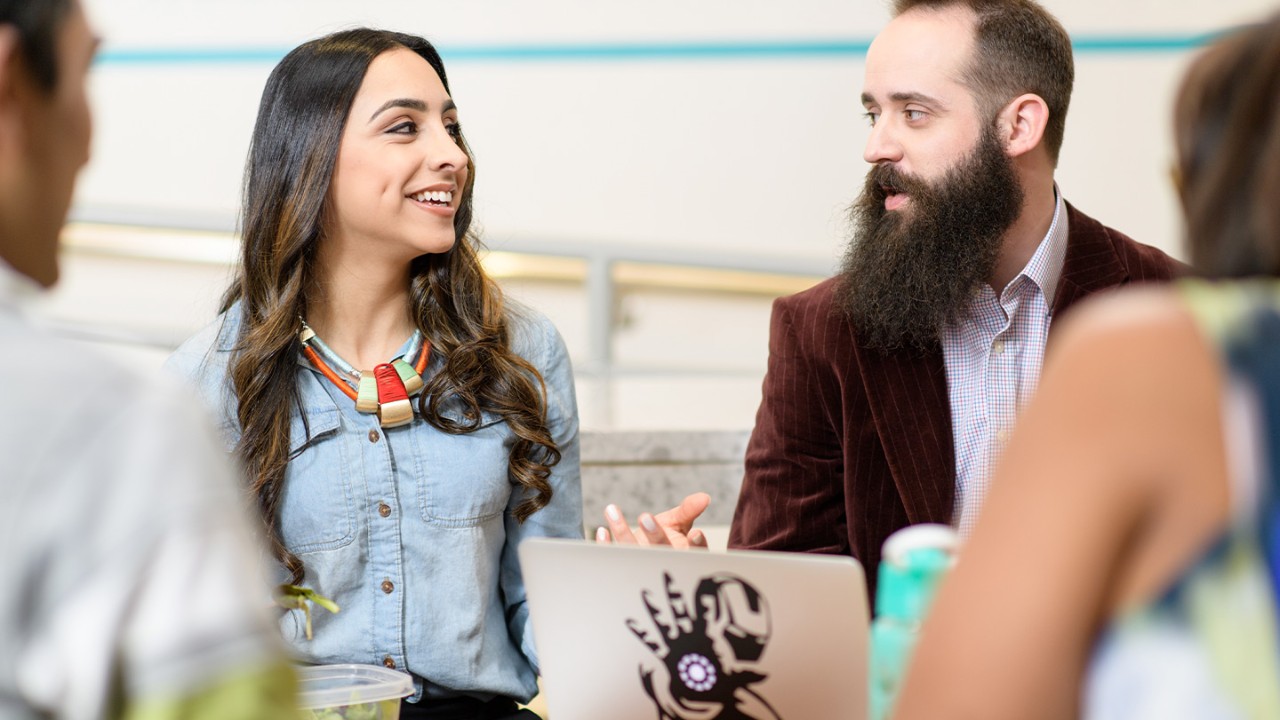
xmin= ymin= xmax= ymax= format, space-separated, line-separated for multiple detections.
xmin=1065 ymin=203 xmax=1185 ymax=280
xmin=3 ymin=312 xmax=141 ymax=415
xmin=2 ymin=314 xmax=229 ymax=491
xmin=768 ymin=276 xmax=869 ymax=362
xmin=775 ymin=275 xmax=843 ymax=314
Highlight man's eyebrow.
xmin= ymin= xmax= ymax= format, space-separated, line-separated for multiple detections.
xmin=861 ymin=91 xmax=946 ymax=108
xmin=368 ymin=97 xmax=457 ymax=123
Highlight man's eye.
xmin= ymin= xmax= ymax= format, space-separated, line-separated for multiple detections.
xmin=388 ymin=121 xmax=418 ymax=134
xmin=905 ymin=109 xmax=927 ymax=122
xmin=863 ymin=111 xmax=879 ymax=127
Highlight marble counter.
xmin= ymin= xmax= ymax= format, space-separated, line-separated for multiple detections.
xmin=578 ymin=430 xmax=749 ymax=548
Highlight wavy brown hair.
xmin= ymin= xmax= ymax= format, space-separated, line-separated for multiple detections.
xmin=1174 ymin=13 xmax=1280 ymax=278
xmin=221 ymin=28 xmax=560 ymax=584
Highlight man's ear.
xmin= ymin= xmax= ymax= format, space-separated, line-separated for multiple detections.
xmin=997 ymin=93 xmax=1049 ymax=159
xmin=0 ymin=26 xmax=23 ymax=142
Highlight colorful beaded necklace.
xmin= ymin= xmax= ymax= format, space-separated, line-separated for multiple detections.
xmin=299 ymin=320 xmax=430 ymax=428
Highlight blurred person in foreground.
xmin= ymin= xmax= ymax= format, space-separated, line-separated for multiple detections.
xmin=0 ymin=1 xmax=297 ymax=718
xmin=895 ymin=11 xmax=1280 ymax=719
xmin=602 ymin=0 xmax=1180 ymax=603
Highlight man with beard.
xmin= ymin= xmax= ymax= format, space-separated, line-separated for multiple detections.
xmin=600 ymin=0 xmax=1181 ymax=601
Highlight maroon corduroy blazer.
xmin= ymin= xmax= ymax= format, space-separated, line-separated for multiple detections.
xmin=728 ymin=203 xmax=1184 ymax=603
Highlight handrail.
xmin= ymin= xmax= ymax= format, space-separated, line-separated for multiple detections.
xmin=60 ymin=207 xmax=826 ymax=425
xmin=66 ymin=206 xmax=835 ymax=278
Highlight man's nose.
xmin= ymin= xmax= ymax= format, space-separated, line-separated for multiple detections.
xmin=863 ymin=120 xmax=903 ymax=165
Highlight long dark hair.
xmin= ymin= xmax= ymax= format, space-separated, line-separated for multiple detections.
xmin=1174 ymin=13 xmax=1280 ymax=278
xmin=222 ymin=28 xmax=560 ymax=584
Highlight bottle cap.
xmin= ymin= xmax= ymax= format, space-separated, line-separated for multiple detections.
xmin=875 ymin=524 xmax=959 ymax=620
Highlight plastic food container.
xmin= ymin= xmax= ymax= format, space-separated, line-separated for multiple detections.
xmin=297 ymin=664 xmax=415 ymax=720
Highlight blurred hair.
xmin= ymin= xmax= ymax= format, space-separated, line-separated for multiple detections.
xmin=1174 ymin=13 xmax=1280 ymax=278
xmin=222 ymin=28 xmax=560 ymax=584
xmin=0 ymin=0 xmax=72 ymax=91
xmin=892 ymin=0 xmax=1074 ymax=164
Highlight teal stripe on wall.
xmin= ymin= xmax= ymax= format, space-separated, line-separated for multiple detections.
xmin=96 ymin=32 xmax=1226 ymax=66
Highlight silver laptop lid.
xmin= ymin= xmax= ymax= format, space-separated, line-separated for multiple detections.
xmin=520 ymin=538 xmax=869 ymax=720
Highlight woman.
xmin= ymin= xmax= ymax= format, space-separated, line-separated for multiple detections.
xmin=167 ymin=29 xmax=581 ymax=719
xmin=893 ymin=12 xmax=1280 ymax=720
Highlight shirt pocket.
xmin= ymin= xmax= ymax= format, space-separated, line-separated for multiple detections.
xmin=278 ymin=406 xmax=358 ymax=553
xmin=415 ymin=408 xmax=515 ymax=527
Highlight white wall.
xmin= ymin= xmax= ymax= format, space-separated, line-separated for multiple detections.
xmin=56 ymin=0 xmax=1280 ymax=430
xmin=77 ymin=0 xmax=1277 ymax=262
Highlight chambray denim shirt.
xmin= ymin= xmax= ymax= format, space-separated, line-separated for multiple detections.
xmin=165 ymin=301 xmax=583 ymax=703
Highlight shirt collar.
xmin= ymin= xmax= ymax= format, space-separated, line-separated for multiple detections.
xmin=1013 ymin=183 xmax=1069 ymax=308
xmin=0 ymin=257 xmax=43 ymax=313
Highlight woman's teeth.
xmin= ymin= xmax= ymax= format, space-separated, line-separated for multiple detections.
xmin=411 ymin=190 xmax=452 ymax=205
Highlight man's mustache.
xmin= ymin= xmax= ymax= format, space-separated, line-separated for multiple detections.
xmin=864 ymin=163 xmax=929 ymax=202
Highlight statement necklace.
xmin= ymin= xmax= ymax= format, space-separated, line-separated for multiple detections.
xmin=299 ymin=320 xmax=430 ymax=428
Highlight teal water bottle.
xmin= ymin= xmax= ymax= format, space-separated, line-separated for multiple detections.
xmin=868 ymin=524 xmax=959 ymax=720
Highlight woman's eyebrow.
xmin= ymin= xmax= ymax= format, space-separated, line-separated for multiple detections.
xmin=368 ymin=98 xmax=457 ymax=123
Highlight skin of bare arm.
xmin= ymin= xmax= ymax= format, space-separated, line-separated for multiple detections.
xmin=893 ymin=286 xmax=1232 ymax=720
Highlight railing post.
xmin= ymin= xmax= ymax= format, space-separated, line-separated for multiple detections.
xmin=585 ymin=254 xmax=615 ymax=427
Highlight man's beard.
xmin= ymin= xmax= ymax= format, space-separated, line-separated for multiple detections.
xmin=836 ymin=126 xmax=1024 ymax=351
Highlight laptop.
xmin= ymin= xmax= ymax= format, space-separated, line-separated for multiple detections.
xmin=519 ymin=538 xmax=869 ymax=720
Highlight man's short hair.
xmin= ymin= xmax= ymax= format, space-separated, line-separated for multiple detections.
xmin=893 ymin=0 xmax=1074 ymax=165
xmin=0 ymin=0 xmax=73 ymax=92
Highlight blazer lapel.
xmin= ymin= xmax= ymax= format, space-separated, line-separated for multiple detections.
xmin=1051 ymin=202 xmax=1129 ymax=319
xmin=854 ymin=337 xmax=956 ymax=524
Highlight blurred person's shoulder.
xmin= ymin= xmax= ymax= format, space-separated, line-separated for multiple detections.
xmin=2 ymin=303 xmax=239 ymax=511
xmin=1046 ymin=284 xmax=1207 ymax=377
xmin=1055 ymin=284 xmax=1193 ymax=337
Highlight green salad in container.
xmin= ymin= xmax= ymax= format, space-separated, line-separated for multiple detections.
xmin=297 ymin=664 xmax=414 ymax=720
xmin=301 ymin=697 xmax=401 ymax=720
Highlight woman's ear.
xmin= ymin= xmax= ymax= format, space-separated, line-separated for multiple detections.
xmin=997 ymin=93 xmax=1050 ymax=159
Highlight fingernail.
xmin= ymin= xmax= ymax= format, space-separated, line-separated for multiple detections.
xmin=606 ymin=504 xmax=622 ymax=522
xmin=595 ymin=527 xmax=609 ymax=543
xmin=640 ymin=514 xmax=657 ymax=533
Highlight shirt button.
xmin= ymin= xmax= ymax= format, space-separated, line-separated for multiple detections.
xmin=368 ymin=429 xmax=380 ymax=443
xmin=378 ymin=502 xmax=392 ymax=518
xmin=992 ymin=339 xmax=1005 ymax=355
xmin=997 ymin=429 xmax=1010 ymax=443
xmin=382 ymin=656 xmax=396 ymax=669
xmin=381 ymin=579 xmax=395 ymax=594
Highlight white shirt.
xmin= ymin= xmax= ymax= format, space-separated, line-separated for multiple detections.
xmin=0 ymin=260 xmax=282 ymax=720
xmin=941 ymin=188 xmax=1070 ymax=536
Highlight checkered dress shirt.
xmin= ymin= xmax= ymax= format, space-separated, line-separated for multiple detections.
xmin=942 ymin=188 xmax=1069 ymax=536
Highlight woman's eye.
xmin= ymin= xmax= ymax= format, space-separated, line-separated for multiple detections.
xmin=388 ymin=120 xmax=418 ymax=135
xmin=446 ymin=122 xmax=463 ymax=139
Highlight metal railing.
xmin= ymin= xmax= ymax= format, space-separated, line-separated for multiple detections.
xmin=64 ymin=205 xmax=834 ymax=379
